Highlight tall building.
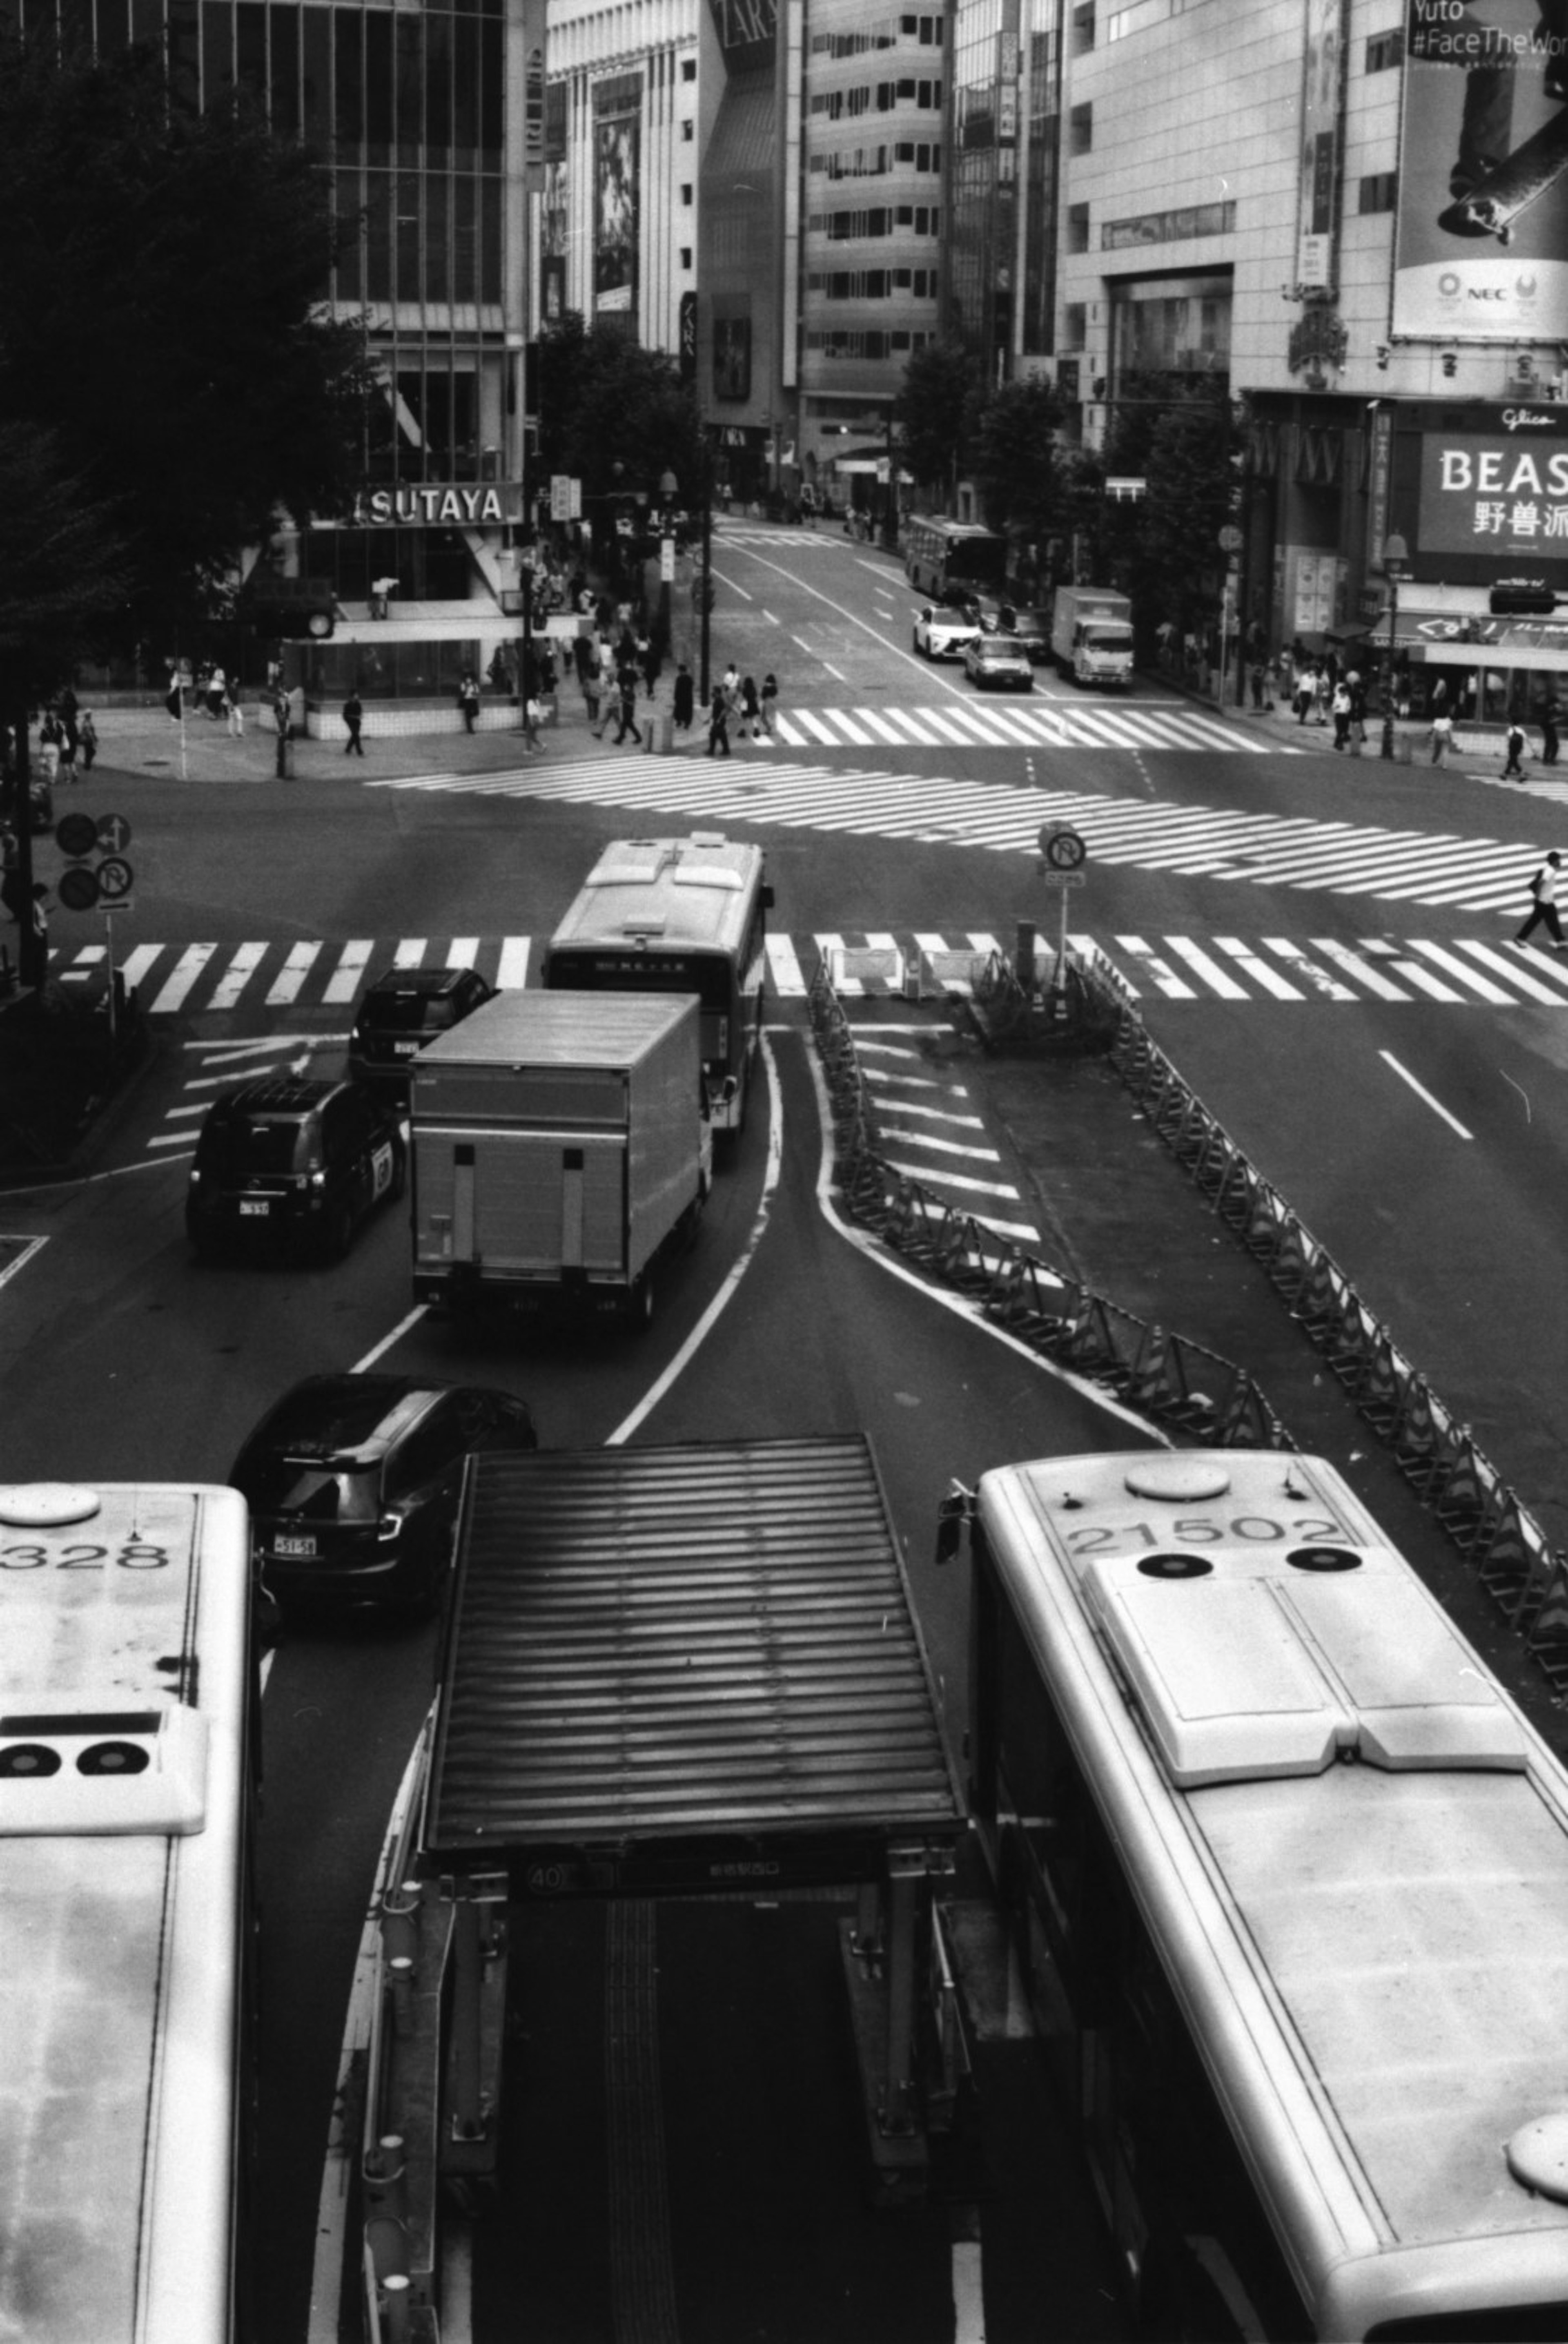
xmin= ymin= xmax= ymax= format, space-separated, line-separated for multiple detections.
xmin=7 ymin=0 xmax=540 ymax=703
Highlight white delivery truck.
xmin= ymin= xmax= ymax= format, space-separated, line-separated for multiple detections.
xmin=410 ymin=989 xmax=710 ymax=1324
xmin=1050 ymin=585 xmax=1135 ymax=687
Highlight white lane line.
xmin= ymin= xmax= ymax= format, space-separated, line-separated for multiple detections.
xmin=1262 ymin=939 xmax=1357 ymax=1001
xmin=765 ymin=934 xmax=808 ymax=995
xmin=266 ymin=941 xmax=323 ymax=1006
xmin=149 ymin=943 xmax=216 ymax=1013
xmin=1165 ymin=937 xmax=1250 ymax=1000
xmin=1457 ymin=939 xmax=1568 ymax=1001
xmin=1403 ymin=939 xmax=1517 ymax=1004
xmin=120 ymin=943 xmax=164 ymax=992
xmin=881 ymin=1157 xmax=1022 ymax=1199
xmin=208 ymin=943 xmax=268 ymax=1012
xmin=447 ymin=937 xmax=481 ymax=970
xmin=494 ymin=936 xmax=531 ymax=990
xmin=1379 ymin=1050 xmax=1474 ymax=1139
xmin=876 ymin=1125 xmax=1002 ymax=1162
xmin=1308 ymin=938 xmax=1412 ymax=1001
xmin=822 ymin=662 xmax=848 ymax=682
xmin=323 ymin=939 xmax=374 ymax=1005
xmin=1211 ymin=937 xmax=1305 ymax=1001
xmin=392 ymin=938 xmax=427 ymax=968
xmin=1359 ymin=938 xmax=1466 ymax=1002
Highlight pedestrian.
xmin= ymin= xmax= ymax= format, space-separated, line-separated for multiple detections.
xmin=737 ymin=675 xmax=760 ymax=740
xmin=1428 ymin=709 xmax=1454 ymax=764
xmin=343 ymin=689 xmax=365 ymax=756
xmin=458 ymin=671 xmax=480 ymax=734
xmin=799 ymin=481 xmax=817 ymax=530
xmin=583 ymin=665 xmax=604 ymax=738
xmin=78 ymin=711 xmax=98 ymax=772
xmin=1330 ymin=680 xmax=1352 ymax=750
xmin=1293 ymin=665 xmax=1315 ymax=725
xmin=672 ymin=662 xmax=695 ymax=732
xmin=1349 ymin=677 xmax=1368 ymax=751
xmin=56 ymin=710 xmax=78 ymax=783
xmin=225 ymin=677 xmax=245 ymax=739
xmin=612 ymin=665 xmax=642 ymax=746
xmin=38 ymin=712 xmax=61 ymax=783
xmin=522 ymin=691 xmax=543 ymax=752
xmin=637 ymin=631 xmax=659 ymax=700
xmin=1311 ymin=665 xmax=1331 ymax=726
xmin=1503 ymin=719 xmax=1529 ymax=779
xmin=1516 ymin=850 xmax=1568 ymax=948
xmin=706 ymin=681 xmax=731 ymax=757
xmin=206 ymin=666 xmax=227 ymax=723
xmin=1249 ymin=657 xmax=1267 ymax=710
xmin=760 ymin=671 xmax=778 ymax=738
xmin=1543 ymin=696 xmax=1562 ymax=765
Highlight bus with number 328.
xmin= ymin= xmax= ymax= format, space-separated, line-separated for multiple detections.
xmin=0 ymin=1476 xmax=258 ymax=2343
xmin=940 ymin=1445 xmax=1568 ymax=2341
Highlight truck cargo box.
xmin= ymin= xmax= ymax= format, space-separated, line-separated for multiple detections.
xmin=410 ymin=989 xmax=708 ymax=1316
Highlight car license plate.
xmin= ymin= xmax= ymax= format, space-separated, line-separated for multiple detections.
xmin=239 ymin=1198 xmax=271 ymax=1216
xmin=273 ymin=1534 xmax=316 ymax=1557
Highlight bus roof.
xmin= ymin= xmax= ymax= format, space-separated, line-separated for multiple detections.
xmin=0 ymin=1482 xmax=250 ymax=2344
xmin=547 ymin=834 xmax=766 ymax=959
xmin=977 ymin=1450 xmax=1568 ymax=2333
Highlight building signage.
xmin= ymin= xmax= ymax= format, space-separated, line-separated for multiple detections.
xmin=1419 ymin=422 xmax=1568 ymax=558
xmin=1394 ymin=0 xmax=1568 ymax=339
xmin=704 ymin=0 xmax=777 ymax=71
xmin=593 ymin=74 xmax=641 ymax=319
xmin=1295 ymin=0 xmax=1345 ymax=292
xmin=355 ymin=484 xmax=525 ymax=527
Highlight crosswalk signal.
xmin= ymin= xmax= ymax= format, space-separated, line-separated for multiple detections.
xmin=1490 ymin=585 xmax=1557 ymax=615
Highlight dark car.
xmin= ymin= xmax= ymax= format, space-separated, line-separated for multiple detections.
xmin=1006 ymin=607 xmax=1051 ymax=664
xmin=348 ymin=964 xmax=497 ymax=1091
xmin=230 ymin=1373 xmax=538 ymax=1618
xmin=186 ymin=1075 xmax=405 ymax=1261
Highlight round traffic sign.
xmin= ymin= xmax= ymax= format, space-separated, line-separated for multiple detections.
xmin=1218 ymin=524 xmax=1243 ymax=552
xmin=96 ymin=813 xmax=132 ymax=854
xmin=95 ymin=855 xmax=134 ymax=903
xmin=57 ymin=865 xmax=100 ymax=912
xmin=54 ymin=812 xmax=98 ymax=860
xmin=1040 ymin=824 xmax=1088 ymax=870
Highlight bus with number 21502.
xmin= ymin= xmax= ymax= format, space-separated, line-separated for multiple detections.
xmin=0 ymin=1477 xmax=258 ymax=2344
xmin=939 ymin=1445 xmax=1568 ymax=2342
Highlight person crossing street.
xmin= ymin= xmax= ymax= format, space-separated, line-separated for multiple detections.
xmin=1516 ymin=850 xmax=1568 ymax=949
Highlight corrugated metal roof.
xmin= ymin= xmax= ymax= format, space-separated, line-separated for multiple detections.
xmin=422 ymin=1439 xmax=963 ymax=1888
xmin=414 ymin=988 xmax=696 ymax=1070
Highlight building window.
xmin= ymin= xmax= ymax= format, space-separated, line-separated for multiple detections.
xmin=680 ymin=246 xmax=693 ymax=268
xmin=1063 ymin=301 xmax=1087 ymax=347
xmin=1069 ymin=101 xmax=1092 ymax=154
xmin=1071 ymin=1 xmax=1096 ymax=49
xmin=1067 ymin=202 xmax=1090 ymax=254
xmin=682 ymin=56 xmax=696 ymax=78
xmin=682 ymin=118 xmax=693 ymax=139
xmin=1365 ymin=28 xmax=1403 ymax=70
xmin=1358 ymin=171 xmax=1397 ymax=213
xmin=680 ymin=184 xmax=693 ymax=204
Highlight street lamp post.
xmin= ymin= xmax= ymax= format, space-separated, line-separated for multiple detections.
xmin=1380 ymin=531 xmax=1409 ymax=760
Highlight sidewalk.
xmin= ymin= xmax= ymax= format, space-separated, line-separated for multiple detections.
xmin=1152 ymin=665 xmax=1540 ymax=781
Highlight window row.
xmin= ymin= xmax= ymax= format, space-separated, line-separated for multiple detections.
xmin=809 ymin=78 xmax=943 ymax=117
xmin=332 ymin=168 xmax=503 ymax=306
xmin=806 ymin=328 xmax=936 ymax=357
xmin=806 ymin=204 xmax=942 ymax=237
xmin=810 ymin=15 xmax=944 ymax=52
xmin=806 ymin=267 xmax=940 ymax=297
xmin=808 ymin=141 xmax=942 ymax=176
xmin=197 ymin=3 xmax=505 ymax=169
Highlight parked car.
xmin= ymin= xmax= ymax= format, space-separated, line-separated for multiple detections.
xmin=349 ymin=964 xmax=498 ymax=1092
xmin=1002 ymin=606 xmax=1051 ymax=664
xmin=229 ymin=1373 xmax=538 ymax=1619
xmin=185 ymin=1075 xmax=405 ymax=1261
xmin=963 ymin=635 xmax=1036 ymax=692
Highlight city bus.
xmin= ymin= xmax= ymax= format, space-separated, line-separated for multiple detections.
xmin=903 ymin=515 xmax=1008 ymax=603
xmin=939 ymin=1446 xmax=1568 ymax=2341
xmin=541 ymin=832 xmax=773 ymax=1135
xmin=0 ymin=1476 xmax=258 ymax=2342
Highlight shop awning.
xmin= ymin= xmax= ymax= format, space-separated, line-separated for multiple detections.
xmin=1332 ymin=611 xmax=1475 ymax=658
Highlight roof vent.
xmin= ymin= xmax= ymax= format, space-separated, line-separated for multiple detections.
xmin=1508 ymin=2114 xmax=1568 ymax=2203
xmin=1123 ymin=1458 xmax=1231 ymax=1503
xmin=0 ymin=1483 xmax=102 ymax=1528
xmin=0 ymin=1704 xmax=208 ymax=1836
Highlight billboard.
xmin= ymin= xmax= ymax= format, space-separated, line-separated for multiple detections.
xmin=1296 ymin=0 xmax=1345 ymax=291
xmin=1394 ymin=0 xmax=1568 ymax=340
xmin=593 ymin=77 xmax=641 ymax=319
xmin=1397 ymin=400 xmax=1568 ymax=580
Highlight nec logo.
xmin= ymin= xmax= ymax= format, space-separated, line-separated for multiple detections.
xmin=1468 ymin=286 xmax=1507 ymax=299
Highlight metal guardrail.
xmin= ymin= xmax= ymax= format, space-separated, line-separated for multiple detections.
xmin=1100 ymin=964 xmax=1568 ymax=1684
xmin=808 ymin=961 xmax=1290 ymax=1450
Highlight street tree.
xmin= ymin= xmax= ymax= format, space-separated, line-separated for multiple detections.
xmin=1109 ymin=379 xmax=1241 ymax=647
xmin=971 ymin=377 xmax=1068 ymax=542
xmin=893 ymin=342 xmax=982 ymax=507
xmin=535 ymin=314 xmax=705 ymax=509
xmin=0 ymin=33 xmax=374 ymax=656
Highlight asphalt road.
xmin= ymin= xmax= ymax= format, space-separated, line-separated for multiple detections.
xmin=5 ymin=515 xmax=1568 ymax=2338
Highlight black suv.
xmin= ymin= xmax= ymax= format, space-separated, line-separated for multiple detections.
xmin=229 ymin=1373 xmax=537 ymax=1618
xmin=186 ymin=1075 xmax=405 ymax=1261
xmin=348 ymin=965 xmax=497 ymax=1091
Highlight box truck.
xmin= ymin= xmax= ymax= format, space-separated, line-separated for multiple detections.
xmin=1050 ymin=586 xmax=1135 ymax=687
xmin=410 ymin=990 xmax=710 ymax=1324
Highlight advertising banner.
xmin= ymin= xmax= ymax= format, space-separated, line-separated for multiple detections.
xmin=593 ymin=78 xmax=641 ymax=319
xmin=1296 ymin=0 xmax=1345 ymax=291
xmin=1416 ymin=408 xmax=1568 ymax=567
xmin=1394 ymin=0 xmax=1568 ymax=339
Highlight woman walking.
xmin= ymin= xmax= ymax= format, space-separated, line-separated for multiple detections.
xmin=760 ymin=672 xmax=778 ymax=739
xmin=706 ymin=681 xmax=731 ymax=757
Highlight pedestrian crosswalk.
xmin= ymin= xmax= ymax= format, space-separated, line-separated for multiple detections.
xmin=368 ymin=753 xmax=1557 ymax=920
xmin=58 ymin=926 xmax=1568 ymax=1016
xmin=765 ymin=700 xmax=1291 ymax=756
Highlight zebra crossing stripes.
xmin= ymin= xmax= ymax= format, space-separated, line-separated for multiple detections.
xmin=62 ymin=927 xmax=1568 ymax=1017
xmin=852 ymin=1036 xmax=1040 ymax=1245
xmin=766 ymin=700 xmax=1283 ymax=756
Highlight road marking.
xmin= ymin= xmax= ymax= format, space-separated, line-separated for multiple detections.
xmin=267 ymin=941 xmax=323 ymax=1005
xmin=1379 ymin=1050 xmax=1474 ymax=1139
xmin=323 ymin=939 xmax=374 ymax=1004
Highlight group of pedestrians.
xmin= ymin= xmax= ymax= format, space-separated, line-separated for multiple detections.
xmin=706 ymin=665 xmax=778 ymax=756
xmin=36 ymin=689 xmax=97 ymax=782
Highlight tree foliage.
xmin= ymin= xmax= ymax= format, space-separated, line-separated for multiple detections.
xmin=535 ymin=315 xmax=706 ymax=508
xmin=0 ymin=33 xmax=375 ymax=649
xmin=893 ymin=342 xmax=982 ymax=501
xmin=0 ymin=423 xmax=129 ymax=705
xmin=1134 ymin=385 xmax=1242 ymax=631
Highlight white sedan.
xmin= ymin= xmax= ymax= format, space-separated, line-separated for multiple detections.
xmin=913 ymin=605 xmax=982 ymax=661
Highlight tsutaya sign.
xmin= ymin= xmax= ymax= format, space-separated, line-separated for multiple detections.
xmin=353 ymin=482 xmax=525 ymax=528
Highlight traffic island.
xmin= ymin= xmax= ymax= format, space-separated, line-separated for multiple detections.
xmin=0 ymin=982 xmax=151 ymax=1181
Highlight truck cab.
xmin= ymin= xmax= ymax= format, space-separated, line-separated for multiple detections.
xmin=1051 ymin=587 xmax=1135 ymax=688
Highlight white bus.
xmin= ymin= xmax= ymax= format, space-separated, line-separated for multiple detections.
xmin=903 ymin=515 xmax=1008 ymax=603
xmin=0 ymin=1477 xmax=258 ymax=2343
xmin=941 ymin=1446 xmax=1568 ymax=2341
xmin=542 ymin=832 xmax=773 ymax=1136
